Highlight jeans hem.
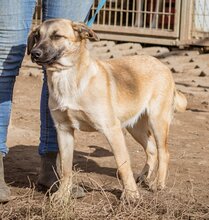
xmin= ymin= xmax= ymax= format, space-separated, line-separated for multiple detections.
xmin=0 ymin=144 xmax=9 ymax=156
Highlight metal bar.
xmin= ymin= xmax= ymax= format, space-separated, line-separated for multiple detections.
xmin=93 ymin=24 xmax=178 ymax=37
xmin=149 ymin=0 xmax=153 ymax=29
xmin=114 ymin=0 xmax=118 ymax=26
xmin=91 ymin=2 xmax=97 ymax=25
xmin=179 ymin=0 xmax=192 ymax=44
xmin=103 ymin=0 xmax=106 ymax=25
xmin=135 ymin=0 xmax=144 ymax=27
xmin=97 ymin=1 xmax=100 ymax=25
xmin=144 ymin=0 xmax=148 ymax=28
xmin=203 ymin=0 xmax=206 ymax=30
xmin=97 ymin=32 xmax=179 ymax=45
xmin=120 ymin=0 xmax=123 ymax=26
xmin=94 ymin=7 xmax=175 ymax=14
xmin=162 ymin=0 xmax=165 ymax=30
xmin=108 ymin=0 xmax=112 ymax=25
xmin=132 ymin=0 xmax=136 ymax=27
xmin=155 ymin=0 xmax=160 ymax=29
xmin=126 ymin=0 xmax=129 ymax=27
xmin=172 ymin=0 xmax=181 ymax=35
xmin=168 ymin=0 xmax=172 ymax=30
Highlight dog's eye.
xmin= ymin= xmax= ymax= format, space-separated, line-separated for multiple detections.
xmin=51 ymin=34 xmax=63 ymax=40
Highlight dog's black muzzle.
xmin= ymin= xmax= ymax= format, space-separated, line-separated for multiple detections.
xmin=31 ymin=48 xmax=43 ymax=61
xmin=30 ymin=44 xmax=60 ymax=65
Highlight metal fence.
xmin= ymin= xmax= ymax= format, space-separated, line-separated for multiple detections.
xmin=193 ymin=0 xmax=209 ymax=37
xmin=34 ymin=0 xmax=209 ymax=46
xmin=91 ymin=0 xmax=181 ymax=45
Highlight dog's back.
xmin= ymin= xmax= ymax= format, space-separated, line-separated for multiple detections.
xmin=96 ymin=55 xmax=176 ymax=127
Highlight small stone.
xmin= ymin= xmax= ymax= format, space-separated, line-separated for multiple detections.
xmin=199 ymin=71 xmax=206 ymax=77
xmin=202 ymin=101 xmax=208 ymax=105
xmin=194 ymin=65 xmax=200 ymax=69
xmin=170 ymin=66 xmax=183 ymax=73
xmin=189 ymin=58 xmax=194 ymax=62
xmin=171 ymin=67 xmax=177 ymax=73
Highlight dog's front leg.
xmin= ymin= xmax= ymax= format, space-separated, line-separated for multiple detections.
xmin=53 ymin=125 xmax=74 ymax=202
xmin=103 ymin=120 xmax=139 ymax=201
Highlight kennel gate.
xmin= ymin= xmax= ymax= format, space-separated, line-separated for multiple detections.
xmin=34 ymin=0 xmax=209 ymax=47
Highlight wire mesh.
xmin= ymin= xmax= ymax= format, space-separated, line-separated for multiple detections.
xmin=91 ymin=0 xmax=176 ymax=31
xmin=193 ymin=0 xmax=209 ymax=33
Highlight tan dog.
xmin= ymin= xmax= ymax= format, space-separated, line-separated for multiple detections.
xmin=27 ymin=19 xmax=187 ymax=201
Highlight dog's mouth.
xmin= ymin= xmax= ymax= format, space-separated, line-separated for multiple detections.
xmin=32 ymin=55 xmax=60 ymax=66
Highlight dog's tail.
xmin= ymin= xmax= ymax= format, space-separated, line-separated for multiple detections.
xmin=174 ymin=90 xmax=187 ymax=112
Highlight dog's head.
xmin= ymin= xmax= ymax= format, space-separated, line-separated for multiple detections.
xmin=27 ymin=19 xmax=99 ymax=67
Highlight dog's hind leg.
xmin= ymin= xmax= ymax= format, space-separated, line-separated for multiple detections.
xmin=148 ymin=108 xmax=172 ymax=191
xmin=127 ymin=114 xmax=157 ymax=187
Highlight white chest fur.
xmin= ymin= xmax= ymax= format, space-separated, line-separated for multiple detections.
xmin=47 ymin=68 xmax=80 ymax=112
xmin=47 ymin=64 xmax=98 ymax=132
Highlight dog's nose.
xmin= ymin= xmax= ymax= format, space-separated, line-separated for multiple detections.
xmin=31 ymin=49 xmax=43 ymax=59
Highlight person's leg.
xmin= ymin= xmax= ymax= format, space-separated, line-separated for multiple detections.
xmin=42 ymin=0 xmax=94 ymax=21
xmin=0 ymin=0 xmax=36 ymax=202
xmin=39 ymin=73 xmax=58 ymax=156
xmin=37 ymin=73 xmax=59 ymax=193
xmin=38 ymin=0 xmax=94 ymax=197
xmin=0 ymin=77 xmax=16 ymax=155
xmin=0 ymin=76 xmax=15 ymax=202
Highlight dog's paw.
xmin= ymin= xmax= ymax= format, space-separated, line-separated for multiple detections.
xmin=121 ymin=189 xmax=140 ymax=204
xmin=149 ymin=179 xmax=165 ymax=192
xmin=50 ymin=188 xmax=71 ymax=205
xmin=49 ymin=184 xmax=85 ymax=205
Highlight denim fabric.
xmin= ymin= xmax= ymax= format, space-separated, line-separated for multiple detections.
xmin=0 ymin=76 xmax=16 ymax=155
xmin=0 ymin=0 xmax=36 ymax=77
xmin=0 ymin=0 xmax=94 ymax=155
xmin=42 ymin=0 xmax=93 ymax=22
xmin=39 ymin=73 xmax=58 ymax=155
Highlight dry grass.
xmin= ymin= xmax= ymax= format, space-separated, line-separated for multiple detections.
xmin=1 ymin=175 xmax=209 ymax=220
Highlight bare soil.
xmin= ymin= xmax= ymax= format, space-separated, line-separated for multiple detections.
xmin=0 ymin=44 xmax=209 ymax=219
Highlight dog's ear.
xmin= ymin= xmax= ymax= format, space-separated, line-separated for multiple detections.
xmin=72 ymin=22 xmax=99 ymax=41
xmin=27 ymin=26 xmax=39 ymax=55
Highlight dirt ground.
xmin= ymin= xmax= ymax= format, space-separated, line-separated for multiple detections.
xmin=0 ymin=42 xmax=209 ymax=219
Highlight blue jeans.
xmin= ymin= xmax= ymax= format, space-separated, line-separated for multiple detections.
xmin=0 ymin=0 xmax=93 ymax=156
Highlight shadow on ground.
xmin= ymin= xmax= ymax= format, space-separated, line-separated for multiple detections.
xmin=4 ymin=145 xmax=116 ymax=189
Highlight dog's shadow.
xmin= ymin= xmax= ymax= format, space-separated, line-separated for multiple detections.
xmin=4 ymin=145 xmax=116 ymax=189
